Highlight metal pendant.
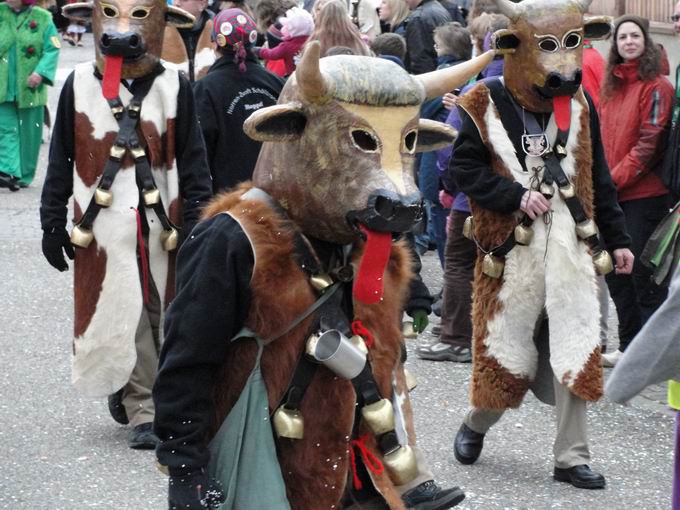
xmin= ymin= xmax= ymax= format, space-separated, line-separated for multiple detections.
xmin=522 ymin=134 xmax=550 ymax=157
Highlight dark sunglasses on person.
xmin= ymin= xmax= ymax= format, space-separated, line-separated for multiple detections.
xmin=672 ymin=14 xmax=680 ymax=22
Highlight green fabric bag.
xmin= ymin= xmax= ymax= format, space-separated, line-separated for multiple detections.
xmin=208 ymin=333 xmax=291 ymax=510
xmin=641 ymin=200 xmax=680 ymax=287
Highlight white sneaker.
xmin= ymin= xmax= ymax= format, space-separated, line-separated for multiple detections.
xmin=602 ymin=349 xmax=623 ymax=368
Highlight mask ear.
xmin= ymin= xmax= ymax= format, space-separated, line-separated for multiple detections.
xmin=584 ymin=15 xmax=613 ymax=40
xmin=62 ymin=1 xmax=93 ymax=22
xmin=166 ymin=5 xmax=195 ymax=29
xmin=244 ymin=104 xmax=307 ymax=142
xmin=492 ymin=29 xmax=520 ymax=55
xmin=414 ymin=120 xmax=457 ymax=153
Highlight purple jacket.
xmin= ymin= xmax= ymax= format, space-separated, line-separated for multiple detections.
xmin=437 ymin=55 xmax=504 ymax=212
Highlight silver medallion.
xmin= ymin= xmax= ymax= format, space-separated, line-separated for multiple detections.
xmin=522 ymin=133 xmax=550 ymax=157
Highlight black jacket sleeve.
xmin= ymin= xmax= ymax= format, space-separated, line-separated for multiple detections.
xmin=40 ymin=72 xmax=75 ymax=231
xmin=153 ymin=214 xmax=254 ymax=475
xmin=449 ymin=108 xmax=526 ymax=214
xmin=174 ymin=75 xmax=214 ymax=226
xmin=587 ymin=97 xmax=632 ymax=251
xmin=405 ymin=16 xmax=435 ymax=74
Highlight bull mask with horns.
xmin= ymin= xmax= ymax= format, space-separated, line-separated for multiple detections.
xmin=245 ymin=42 xmax=496 ymax=245
xmin=492 ymin=0 xmax=612 ymax=114
xmin=62 ymin=1 xmax=195 ymax=80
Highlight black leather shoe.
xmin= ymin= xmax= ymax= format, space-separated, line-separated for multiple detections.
xmin=107 ymin=389 xmax=129 ymax=425
xmin=128 ymin=423 xmax=160 ymax=450
xmin=0 ymin=172 xmax=20 ymax=192
xmin=402 ymin=480 xmax=465 ymax=510
xmin=453 ymin=423 xmax=485 ymax=465
xmin=554 ymin=465 xmax=606 ymax=489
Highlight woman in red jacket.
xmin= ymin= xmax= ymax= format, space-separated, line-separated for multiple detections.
xmin=599 ymin=15 xmax=673 ymax=367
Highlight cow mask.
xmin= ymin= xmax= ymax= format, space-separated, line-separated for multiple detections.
xmin=492 ymin=0 xmax=611 ymax=114
xmin=63 ymin=1 xmax=194 ymax=80
xmin=245 ymin=42 xmax=495 ymax=245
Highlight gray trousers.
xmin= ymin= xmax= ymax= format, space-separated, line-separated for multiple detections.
xmin=464 ymin=377 xmax=590 ymax=469
xmin=122 ymin=272 xmax=161 ymax=428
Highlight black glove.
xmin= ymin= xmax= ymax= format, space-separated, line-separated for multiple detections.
xmin=168 ymin=469 xmax=225 ymax=510
xmin=42 ymin=227 xmax=75 ymax=272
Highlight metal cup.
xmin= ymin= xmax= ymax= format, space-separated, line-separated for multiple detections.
xmin=306 ymin=329 xmax=367 ymax=380
xmin=94 ymin=188 xmax=113 ymax=208
xmin=160 ymin=228 xmax=178 ymax=252
xmin=593 ymin=250 xmax=614 ymax=276
xmin=482 ymin=253 xmax=504 ymax=279
xmin=273 ymin=406 xmax=304 ymax=439
xmin=383 ymin=445 xmax=418 ymax=486
xmin=462 ymin=215 xmax=473 ymax=240
xmin=361 ymin=398 xmax=396 ymax=436
xmin=70 ymin=225 xmax=94 ymax=248
xmin=575 ymin=219 xmax=598 ymax=240
xmin=514 ymin=223 xmax=533 ymax=246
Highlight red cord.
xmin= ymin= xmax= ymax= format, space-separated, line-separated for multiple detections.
xmin=135 ymin=208 xmax=150 ymax=305
xmin=351 ymin=320 xmax=374 ymax=349
xmin=349 ymin=435 xmax=385 ymax=490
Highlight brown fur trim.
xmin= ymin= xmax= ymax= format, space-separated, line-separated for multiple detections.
xmin=207 ymin=187 xmax=416 ymax=510
xmin=572 ymin=91 xmax=594 ymax=221
xmin=570 ymin=348 xmax=603 ymax=402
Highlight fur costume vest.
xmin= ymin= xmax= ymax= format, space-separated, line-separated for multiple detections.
xmin=202 ymin=185 xmax=416 ymax=510
xmin=70 ymin=62 xmax=183 ymax=397
xmin=458 ymin=82 xmax=603 ymax=410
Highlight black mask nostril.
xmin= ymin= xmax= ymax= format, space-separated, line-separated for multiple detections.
xmin=547 ymin=74 xmax=563 ymax=89
xmin=374 ymin=196 xmax=395 ymax=220
xmin=574 ymin=70 xmax=582 ymax=86
xmin=101 ymin=34 xmax=111 ymax=47
xmin=129 ymin=34 xmax=140 ymax=48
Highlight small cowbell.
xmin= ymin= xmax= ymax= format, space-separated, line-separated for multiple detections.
xmin=94 ymin=188 xmax=113 ymax=208
xmin=273 ymin=406 xmax=304 ymax=439
xmin=383 ymin=445 xmax=418 ymax=486
xmin=558 ymin=182 xmax=575 ymax=199
xmin=482 ymin=253 xmax=504 ymax=279
xmin=361 ymin=398 xmax=396 ymax=436
xmin=514 ymin=223 xmax=533 ymax=246
xmin=575 ymin=219 xmax=598 ymax=240
xmin=160 ymin=228 xmax=178 ymax=252
xmin=70 ymin=225 xmax=94 ymax=249
xmin=310 ymin=274 xmax=334 ymax=292
xmin=144 ymin=188 xmax=161 ymax=207
xmin=539 ymin=182 xmax=554 ymax=198
xmin=593 ymin=250 xmax=614 ymax=276
xmin=462 ymin=216 xmax=473 ymax=240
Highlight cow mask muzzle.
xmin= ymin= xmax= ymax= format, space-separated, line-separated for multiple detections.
xmin=535 ymin=69 xmax=583 ymax=99
xmin=346 ymin=190 xmax=423 ymax=235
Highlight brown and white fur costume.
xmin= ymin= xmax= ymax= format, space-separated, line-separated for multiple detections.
xmin=459 ymin=85 xmax=602 ymax=410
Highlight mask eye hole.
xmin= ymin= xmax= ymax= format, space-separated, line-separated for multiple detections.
xmin=563 ymin=32 xmax=582 ymax=49
xmin=131 ymin=7 xmax=151 ymax=19
xmin=403 ymin=130 xmax=417 ymax=153
xmin=101 ymin=4 xmax=118 ymax=17
xmin=538 ymin=37 xmax=559 ymax=53
xmin=350 ymin=129 xmax=380 ymax=153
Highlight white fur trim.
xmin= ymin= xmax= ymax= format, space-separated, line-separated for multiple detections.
xmin=481 ymin=93 xmax=600 ymax=387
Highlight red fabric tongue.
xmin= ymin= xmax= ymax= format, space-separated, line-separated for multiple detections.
xmin=353 ymin=225 xmax=392 ymax=304
xmin=102 ymin=56 xmax=123 ymax=100
xmin=553 ymin=95 xmax=571 ymax=132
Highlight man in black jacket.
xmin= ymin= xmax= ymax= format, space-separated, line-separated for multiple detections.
xmin=194 ymin=9 xmax=284 ymax=193
xmin=403 ymin=0 xmax=451 ymax=74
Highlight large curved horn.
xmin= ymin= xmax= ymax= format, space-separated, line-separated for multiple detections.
xmin=574 ymin=0 xmax=593 ymax=12
xmin=417 ymin=51 xmax=496 ymax=101
xmin=295 ymin=42 xmax=330 ymax=104
xmin=492 ymin=0 xmax=521 ymax=21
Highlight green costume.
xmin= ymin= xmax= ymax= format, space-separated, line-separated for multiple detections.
xmin=0 ymin=4 xmax=59 ymax=185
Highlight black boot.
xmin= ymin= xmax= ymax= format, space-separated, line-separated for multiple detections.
xmin=128 ymin=423 xmax=160 ymax=450
xmin=453 ymin=423 xmax=485 ymax=465
xmin=554 ymin=465 xmax=606 ymax=489
xmin=107 ymin=389 xmax=129 ymax=425
xmin=401 ymin=480 xmax=465 ymax=510
xmin=0 ymin=172 xmax=20 ymax=192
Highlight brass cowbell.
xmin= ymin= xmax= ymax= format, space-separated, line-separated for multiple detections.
xmin=160 ymin=228 xmax=178 ymax=252
xmin=70 ymin=225 xmax=94 ymax=248
xmin=361 ymin=398 xmax=396 ymax=436
xmin=383 ymin=445 xmax=418 ymax=486
xmin=273 ymin=406 xmax=304 ymax=439
xmin=593 ymin=250 xmax=614 ymax=276
xmin=462 ymin=215 xmax=473 ymax=240
xmin=575 ymin=219 xmax=598 ymax=240
xmin=94 ymin=188 xmax=113 ymax=208
xmin=144 ymin=188 xmax=161 ymax=207
xmin=514 ymin=223 xmax=533 ymax=246
xmin=482 ymin=253 xmax=504 ymax=279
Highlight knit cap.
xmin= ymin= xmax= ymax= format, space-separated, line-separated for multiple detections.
xmin=213 ymin=8 xmax=259 ymax=72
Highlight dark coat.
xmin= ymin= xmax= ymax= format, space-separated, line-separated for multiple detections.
xmin=404 ymin=0 xmax=451 ymax=74
xmin=193 ymin=54 xmax=284 ymax=193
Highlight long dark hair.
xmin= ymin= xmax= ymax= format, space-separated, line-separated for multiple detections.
xmin=601 ymin=22 xmax=662 ymax=100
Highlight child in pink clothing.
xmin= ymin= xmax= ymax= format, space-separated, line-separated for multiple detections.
xmin=257 ymin=7 xmax=314 ymax=76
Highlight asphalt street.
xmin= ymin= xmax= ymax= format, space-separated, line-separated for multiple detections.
xmin=0 ymin=35 xmax=674 ymax=510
